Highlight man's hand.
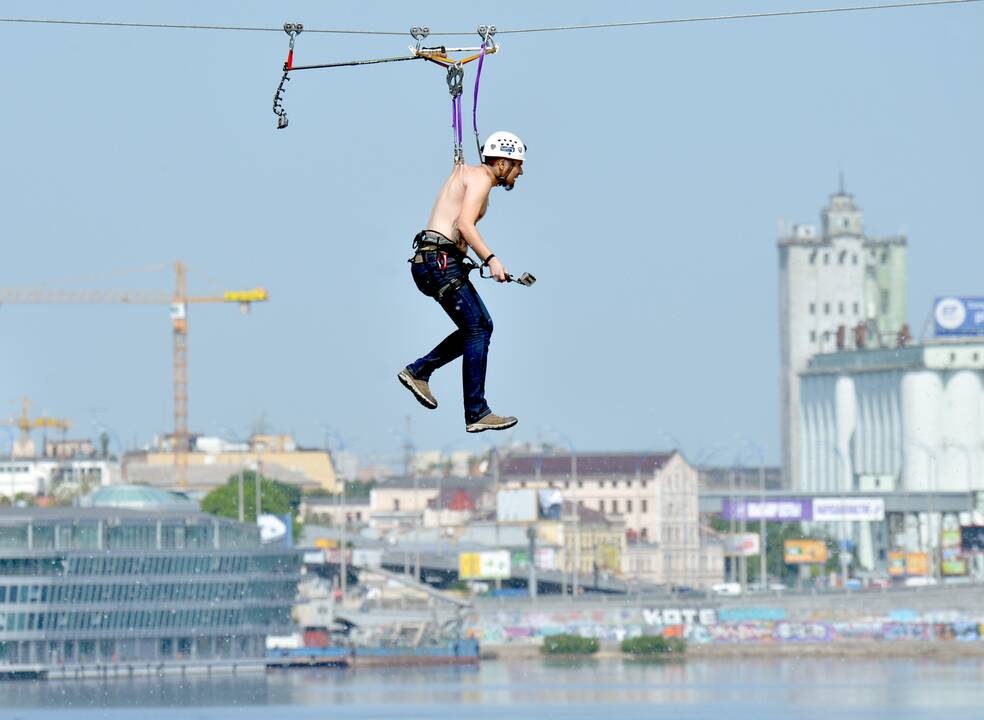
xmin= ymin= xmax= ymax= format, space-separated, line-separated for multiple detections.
xmin=488 ymin=257 xmax=509 ymax=283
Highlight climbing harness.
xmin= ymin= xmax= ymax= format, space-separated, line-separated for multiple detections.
xmin=409 ymin=230 xmax=536 ymax=294
xmin=272 ymin=20 xmax=500 ymax=167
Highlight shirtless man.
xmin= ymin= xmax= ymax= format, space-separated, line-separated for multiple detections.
xmin=398 ymin=131 xmax=526 ymax=433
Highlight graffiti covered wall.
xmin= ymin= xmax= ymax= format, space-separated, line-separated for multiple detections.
xmin=466 ymin=605 xmax=984 ymax=645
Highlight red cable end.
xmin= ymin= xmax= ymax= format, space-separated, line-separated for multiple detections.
xmin=287 ymin=49 xmax=294 ymax=70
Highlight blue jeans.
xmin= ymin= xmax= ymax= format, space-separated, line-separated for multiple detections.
xmin=407 ymin=251 xmax=493 ymax=424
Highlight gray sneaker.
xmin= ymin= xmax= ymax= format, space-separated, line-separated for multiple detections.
xmin=398 ymin=368 xmax=437 ymax=409
xmin=466 ymin=413 xmax=518 ymax=433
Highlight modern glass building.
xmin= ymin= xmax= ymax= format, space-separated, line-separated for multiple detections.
xmin=0 ymin=503 xmax=300 ymax=678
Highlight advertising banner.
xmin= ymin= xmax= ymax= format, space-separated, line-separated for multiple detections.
xmin=497 ymin=489 xmax=538 ymax=523
xmin=460 ymin=551 xmax=511 ymax=579
xmin=459 ymin=552 xmax=481 ymax=579
xmin=324 ymin=549 xmax=352 ymax=564
xmin=535 ymin=547 xmax=557 ymax=571
xmin=942 ymin=551 xmax=968 ymax=577
xmin=942 ymin=527 xmax=962 ymax=549
xmin=905 ymin=552 xmax=929 ymax=576
xmin=510 ymin=550 xmax=530 ymax=570
xmin=934 ymin=297 xmax=984 ymax=336
xmin=961 ymin=526 xmax=984 ymax=553
xmin=352 ymin=549 xmax=383 ymax=568
xmin=257 ymin=513 xmax=292 ymax=545
xmin=724 ymin=533 xmax=761 ymax=557
xmin=812 ymin=497 xmax=885 ymax=522
xmin=887 ymin=551 xmax=906 ymax=577
xmin=479 ymin=550 xmax=511 ymax=579
xmin=784 ymin=539 xmax=828 ymax=564
xmin=722 ymin=498 xmax=811 ymax=521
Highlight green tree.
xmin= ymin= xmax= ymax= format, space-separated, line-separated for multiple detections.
xmin=201 ymin=471 xmax=302 ymax=538
xmin=343 ymin=479 xmax=376 ymax=498
xmin=621 ymin=635 xmax=686 ymax=656
xmin=541 ymin=634 xmax=599 ymax=655
xmin=303 ymin=479 xmax=376 ymax=500
xmin=709 ymin=516 xmax=848 ymax=585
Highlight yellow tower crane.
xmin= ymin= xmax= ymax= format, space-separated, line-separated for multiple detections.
xmin=0 ymin=397 xmax=70 ymax=459
xmin=0 ymin=261 xmax=268 ymax=487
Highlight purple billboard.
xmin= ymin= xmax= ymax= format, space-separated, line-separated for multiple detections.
xmin=722 ymin=498 xmax=812 ymax=521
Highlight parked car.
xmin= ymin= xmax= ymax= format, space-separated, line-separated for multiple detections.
xmin=903 ymin=576 xmax=938 ymax=587
xmin=711 ymin=582 xmax=742 ymax=597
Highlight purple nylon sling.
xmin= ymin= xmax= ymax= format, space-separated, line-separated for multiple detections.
xmin=472 ymin=39 xmax=488 ymax=159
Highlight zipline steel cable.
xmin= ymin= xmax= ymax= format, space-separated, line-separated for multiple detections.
xmin=0 ymin=0 xmax=980 ymax=36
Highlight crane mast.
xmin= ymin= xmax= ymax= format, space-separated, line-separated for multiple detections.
xmin=0 ymin=263 xmax=267 ymax=488
xmin=172 ymin=261 xmax=190 ymax=488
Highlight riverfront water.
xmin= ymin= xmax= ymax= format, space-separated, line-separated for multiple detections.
xmin=1 ymin=658 xmax=982 ymax=719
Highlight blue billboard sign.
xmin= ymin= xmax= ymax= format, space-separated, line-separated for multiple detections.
xmin=934 ymin=297 xmax=984 ymax=336
xmin=721 ymin=498 xmax=812 ymax=521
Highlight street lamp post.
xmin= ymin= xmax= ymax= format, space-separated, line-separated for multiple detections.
xmin=908 ymin=440 xmax=940 ymax=583
xmin=527 ymin=525 xmax=538 ymax=600
xmin=319 ymin=424 xmax=351 ymax=602
xmin=238 ymin=468 xmax=245 ymax=523
xmin=738 ymin=439 xmax=768 ymax=589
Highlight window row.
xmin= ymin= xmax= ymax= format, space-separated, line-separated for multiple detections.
xmin=808 ymin=301 xmax=861 ymax=317
xmin=0 ymin=580 xmax=297 ymax=605
xmin=808 ymin=250 xmax=891 ymax=266
xmin=516 ymin=479 xmax=650 ymax=491
xmin=808 ymin=251 xmax=859 ymax=266
xmin=596 ymin=499 xmax=649 ymax=514
xmin=0 ymin=522 xmax=263 ymax=552
xmin=0 ymin=606 xmax=291 ymax=634
xmin=0 ymin=558 xmax=64 ymax=577
xmin=64 ymin=553 xmax=300 ymax=577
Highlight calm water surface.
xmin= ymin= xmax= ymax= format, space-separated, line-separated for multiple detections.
xmin=1 ymin=658 xmax=982 ymax=719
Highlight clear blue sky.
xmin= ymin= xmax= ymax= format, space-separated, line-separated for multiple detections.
xmin=0 ymin=1 xmax=981 ymax=469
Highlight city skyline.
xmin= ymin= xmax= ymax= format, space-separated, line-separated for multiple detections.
xmin=0 ymin=0 xmax=981 ymax=468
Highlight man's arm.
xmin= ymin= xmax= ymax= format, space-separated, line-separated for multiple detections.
xmin=457 ymin=170 xmax=508 ymax=282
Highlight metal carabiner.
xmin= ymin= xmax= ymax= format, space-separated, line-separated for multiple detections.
xmin=445 ymin=63 xmax=464 ymax=100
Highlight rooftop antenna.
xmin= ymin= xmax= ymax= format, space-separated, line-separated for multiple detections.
xmin=838 ymin=170 xmax=846 ymax=195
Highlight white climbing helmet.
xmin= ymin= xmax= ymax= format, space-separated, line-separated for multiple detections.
xmin=482 ymin=131 xmax=526 ymax=162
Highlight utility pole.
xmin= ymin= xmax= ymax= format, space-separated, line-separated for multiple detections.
xmin=492 ymin=446 xmax=501 ymax=546
xmin=406 ymin=416 xmax=420 ymax=581
xmin=255 ymin=461 xmax=262 ymax=518
xmin=238 ymin=468 xmax=245 ymax=523
xmin=571 ymin=452 xmax=579 ymax=597
xmin=739 ymin=514 xmax=748 ymax=591
xmin=527 ymin=525 xmax=538 ymax=601
xmin=491 ymin=445 xmax=503 ymax=592
xmin=340 ymin=476 xmax=348 ymax=603
xmin=759 ymin=462 xmax=767 ymax=587
xmin=729 ymin=465 xmax=737 ymax=583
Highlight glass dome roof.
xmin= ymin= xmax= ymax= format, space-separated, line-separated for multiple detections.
xmin=84 ymin=485 xmax=198 ymax=511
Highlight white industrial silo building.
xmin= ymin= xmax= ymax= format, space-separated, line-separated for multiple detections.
xmin=800 ymin=342 xmax=984 ymax=495
xmin=778 ymin=186 xmax=908 ymax=489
